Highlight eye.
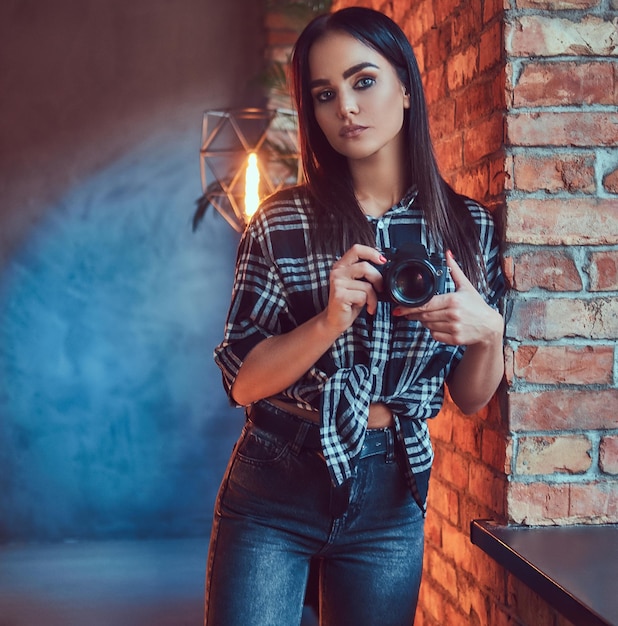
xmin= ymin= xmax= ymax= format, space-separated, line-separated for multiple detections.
xmin=314 ymin=89 xmax=335 ymax=103
xmin=355 ymin=76 xmax=376 ymax=90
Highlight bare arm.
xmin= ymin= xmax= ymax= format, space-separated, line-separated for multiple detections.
xmin=231 ymin=244 xmax=386 ymax=406
xmin=395 ymin=250 xmax=504 ymax=415
xmin=231 ymin=311 xmax=337 ymax=406
xmin=446 ymin=311 xmax=504 ymax=415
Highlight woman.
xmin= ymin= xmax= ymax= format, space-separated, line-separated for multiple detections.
xmin=206 ymin=7 xmax=505 ymax=626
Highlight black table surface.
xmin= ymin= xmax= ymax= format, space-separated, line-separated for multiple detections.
xmin=471 ymin=520 xmax=618 ymax=626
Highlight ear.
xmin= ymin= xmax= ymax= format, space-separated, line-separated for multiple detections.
xmin=402 ymin=86 xmax=411 ymax=109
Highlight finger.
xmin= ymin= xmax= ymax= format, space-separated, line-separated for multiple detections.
xmin=332 ymin=261 xmax=384 ymax=292
xmin=446 ymin=250 xmax=473 ymax=291
xmin=336 ymin=244 xmax=386 ymax=268
xmin=396 ymin=313 xmax=459 ymax=344
xmin=393 ymin=292 xmax=453 ymax=317
xmin=355 ymin=278 xmax=382 ymax=313
xmin=365 ymin=285 xmax=379 ymax=315
xmin=427 ymin=329 xmax=459 ymax=346
xmin=331 ymin=275 xmax=378 ymax=310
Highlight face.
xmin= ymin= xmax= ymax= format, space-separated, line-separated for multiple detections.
xmin=307 ymin=30 xmax=410 ymax=164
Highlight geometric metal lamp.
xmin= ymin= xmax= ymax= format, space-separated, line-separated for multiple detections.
xmin=196 ymin=107 xmax=301 ymax=232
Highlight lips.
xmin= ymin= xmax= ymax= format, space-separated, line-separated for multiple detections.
xmin=339 ymin=124 xmax=367 ymax=138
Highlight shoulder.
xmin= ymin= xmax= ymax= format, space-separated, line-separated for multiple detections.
xmin=243 ymin=185 xmax=313 ymax=237
xmin=453 ymin=193 xmax=495 ymax=226
xmin=449 ymin=192 xmax=501 ymax=255
xmin=451 ymin=192 xmax=499 ymax=237
xmin=253 ymin=185 xmax=313 ymax=221
xmin=243 ymin=185 xmax=315 ymax=256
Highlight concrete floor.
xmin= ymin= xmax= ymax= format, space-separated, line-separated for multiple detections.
xmin=0 ymin=537 xmax=318 ymax=626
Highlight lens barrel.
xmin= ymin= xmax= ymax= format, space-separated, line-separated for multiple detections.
xmin=388 ymin=259 xmax=439 ymax=306
xmin=375 ymin=244 xmax=447 ymax=307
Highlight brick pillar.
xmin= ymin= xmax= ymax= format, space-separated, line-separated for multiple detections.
xmin=329 ymin=0 xmax=617 ymax=624
xmin=504 ymin=4 xmax=618 ymax=527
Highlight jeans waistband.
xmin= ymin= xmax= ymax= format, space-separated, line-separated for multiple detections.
xmin=248 ymin=401 xmax=322 ymax=449
xmin=247 ymin=401 xmax=396 ymax=459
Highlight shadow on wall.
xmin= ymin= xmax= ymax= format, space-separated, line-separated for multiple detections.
xmin=0 ymin=129 xmax=245 ymax=542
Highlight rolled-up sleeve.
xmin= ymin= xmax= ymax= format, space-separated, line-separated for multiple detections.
xmin=213 ymin=217 xmax=289 ymax=404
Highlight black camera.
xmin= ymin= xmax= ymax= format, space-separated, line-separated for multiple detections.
xmin=376 ymin=243 xmax=448 ymax=307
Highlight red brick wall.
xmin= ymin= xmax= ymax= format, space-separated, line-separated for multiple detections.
xmin=504 ymin=4 xmax=618 ymax=528
xmin=328 ymin=0 xmax=617 ymax=625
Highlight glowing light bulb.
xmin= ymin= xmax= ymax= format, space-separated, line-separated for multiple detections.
xmin=244 ymin=152 xmax=260 ymax=219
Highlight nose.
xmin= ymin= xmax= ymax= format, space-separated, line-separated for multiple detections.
xmin=337 ymin=92 xmax=359 ymax=118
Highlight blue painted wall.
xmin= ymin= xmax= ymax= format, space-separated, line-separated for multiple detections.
xmin=0 ymin=0 xmax=263 ymax=541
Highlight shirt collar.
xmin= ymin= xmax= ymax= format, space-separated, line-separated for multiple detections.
xmin=365 ymin=186 xmax=418 ymax=221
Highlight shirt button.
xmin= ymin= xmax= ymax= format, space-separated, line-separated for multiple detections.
xmin=377 ymin=220 xmax=384 ymax=229
xmin=371 ymin=366 xmax=379 ymax=376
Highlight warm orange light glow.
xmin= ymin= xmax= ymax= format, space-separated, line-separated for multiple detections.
xmin=244 ymin=152 xmax=260 ymax=219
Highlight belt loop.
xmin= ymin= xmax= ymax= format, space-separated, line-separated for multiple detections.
xmin=385 ymin=428 xmax=395 ymax=464
xmin=290 ymin=421 xmax=310 ymax=455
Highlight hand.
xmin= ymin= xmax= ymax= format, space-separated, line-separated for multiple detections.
xmin=393 ymin=250 xmax=503 ymax=346
xmin=325 ymin=244 xmax=386 ymax=334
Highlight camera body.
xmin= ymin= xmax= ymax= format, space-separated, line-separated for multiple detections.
xmin=376 ymin=243 xmax=448 ymax=307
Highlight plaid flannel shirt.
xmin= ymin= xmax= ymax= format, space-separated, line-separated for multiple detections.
xmin=214 ymin=186 xmax=504 ymax=513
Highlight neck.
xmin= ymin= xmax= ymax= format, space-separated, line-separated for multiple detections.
xmin=348 ymin=143 xmax=408 ymax=217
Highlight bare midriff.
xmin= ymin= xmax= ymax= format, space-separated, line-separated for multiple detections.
xmin=268 ymin=397 xmax=395 ymax=429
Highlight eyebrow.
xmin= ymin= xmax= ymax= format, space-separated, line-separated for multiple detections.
xmin=309 ymin=62 xmax=380 ymax=89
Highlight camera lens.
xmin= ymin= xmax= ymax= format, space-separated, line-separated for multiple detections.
xmin=390 ymin=261 xmax=435 ymax=306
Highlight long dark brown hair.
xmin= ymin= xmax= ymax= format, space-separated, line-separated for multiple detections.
xmin=290 ymin=7 xmax=483 ymax=286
